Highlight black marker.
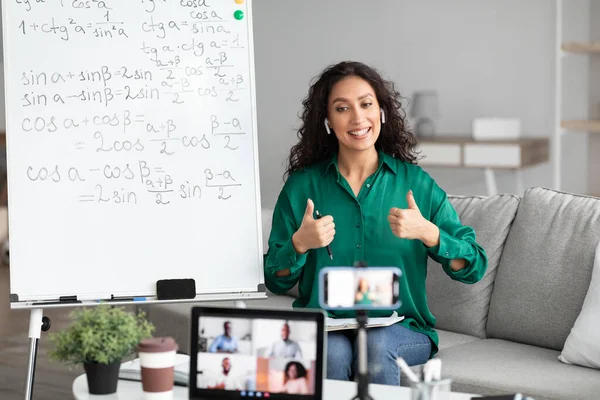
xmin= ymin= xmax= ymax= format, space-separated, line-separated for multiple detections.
xmin=315 ymin=210 xmax=334 ymax=260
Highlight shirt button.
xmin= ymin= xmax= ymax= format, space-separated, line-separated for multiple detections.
xmin=445 ymin=252 xmax=450 ymax=257
xmin=356 ymin=224 xmax=361 ymax=228
xmin=356 ymin=243 xmax=362 ymax=249
xmin=366 ymin=184 xmax=371 ymax=188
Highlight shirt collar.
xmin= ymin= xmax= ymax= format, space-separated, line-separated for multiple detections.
xmin=323 ymin=155 xmax=338 ymax=177
xmin=323 ymin=150 xmax=397 ymax=177
xmin=379 ymin=151 xmax=398 ymax=175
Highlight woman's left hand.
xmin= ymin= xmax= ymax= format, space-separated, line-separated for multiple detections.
xmin=388 ymin=190 xmax=439 ymax=247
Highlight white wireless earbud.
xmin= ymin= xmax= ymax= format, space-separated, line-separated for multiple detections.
xmin=381 ymin=109 xmax=386 ymax=124
xmin=324 ymin=119 xmax=331 ymax=135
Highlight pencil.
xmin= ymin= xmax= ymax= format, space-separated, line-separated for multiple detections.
xmin=315 ymin=210 xmax=334 ymax=260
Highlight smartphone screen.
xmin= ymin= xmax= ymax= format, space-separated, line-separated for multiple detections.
xmin=319 ymin=267 xmax=401 ymax=310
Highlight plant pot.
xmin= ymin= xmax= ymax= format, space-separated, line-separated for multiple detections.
xmin=83 ymin=361 xmax=121 ymax=395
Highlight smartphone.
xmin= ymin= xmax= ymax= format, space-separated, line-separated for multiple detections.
xmin=319 ymin=267 xmax=402 ymax=310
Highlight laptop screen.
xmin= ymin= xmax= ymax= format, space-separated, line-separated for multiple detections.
xmin=190 ymin=307 xmax=325 ymax=400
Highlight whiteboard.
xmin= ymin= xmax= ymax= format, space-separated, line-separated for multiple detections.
xmin=1 ymin=0 xmax=265 ymax=304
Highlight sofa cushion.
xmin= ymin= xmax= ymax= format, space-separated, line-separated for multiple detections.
xmin=437 ymin=329 xmax=481 ymax=351
xmin=397 ymin=329 xmax=482 ymax=387
xmin=438 ymin=339 xmax=600 ymax=400
xmin=261 ymin=207 xmax=274 ymax=253
xmin=487 ymin=188 xmax=600 ymax=351
xmin=426 ymin=194 xmax=520 ymax=338
xmin=559 ymin=239 xmax=600 ymax=368
xmin=141 ymin=293 xmax=295 ymax=354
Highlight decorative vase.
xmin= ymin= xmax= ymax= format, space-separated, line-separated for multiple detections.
xmin=415 ymin=118 xmax=436 ymax=138
xmin=410 ymin=91 xmax=440 ymax=138
xmin=83 ymin=361 xmax=121 ymax=395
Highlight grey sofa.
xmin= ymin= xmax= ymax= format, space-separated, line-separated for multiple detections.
xmin=142 ymin=187 xmax=600 ymax=400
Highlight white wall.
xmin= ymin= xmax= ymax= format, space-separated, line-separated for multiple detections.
xmin=252 ymin=0 xmax=588 ymax=207
xmin=0 ymin=1 xmax=593 ymax=204
xmin=0 ymin=65 xmax=5 ymax=130
xmin=561 ymin=0 xmax=590 ymax=194
xmin=589 ymin=1 xmax=600 ymax=195
xmin=0 ymin=0 xmax=4 ymax=130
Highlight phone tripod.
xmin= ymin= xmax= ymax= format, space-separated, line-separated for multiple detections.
xmin=352 ymin=309 xmax=373 ymax=400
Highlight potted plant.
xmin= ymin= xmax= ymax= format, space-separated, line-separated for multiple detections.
xmin=49 ymin=305 xmax=154 ymax=395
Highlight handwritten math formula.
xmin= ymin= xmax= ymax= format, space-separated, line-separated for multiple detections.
xmin=7 ymin=0 xmax=256 ymax=207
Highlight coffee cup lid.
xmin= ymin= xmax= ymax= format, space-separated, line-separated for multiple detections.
xmin=137 ymin=337 xmax=178 ymax=353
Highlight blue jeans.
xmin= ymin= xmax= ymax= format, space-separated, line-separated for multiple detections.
xmin=326 ymin=323 xmax=431 ymax=386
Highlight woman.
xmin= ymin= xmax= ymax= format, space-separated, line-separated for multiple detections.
xmin=282 ymin=361 xmax=310 ymax=394
xmin=354 ymin=277 xmax=374 ymax=305
xmin=264 ymin=61 xmax=487 ymax=385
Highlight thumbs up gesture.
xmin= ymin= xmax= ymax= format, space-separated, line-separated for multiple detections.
xmin=292 ymin=199 xmax=335 ymax=254
xmin=388 ymin=190 xmax=430 ymax=241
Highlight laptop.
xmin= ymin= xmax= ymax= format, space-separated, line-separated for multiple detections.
xmin=189 ymin=306 xmax=326 ymax=400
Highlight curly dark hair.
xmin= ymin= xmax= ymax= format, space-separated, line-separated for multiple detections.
xmin=285 ymin=61 xmax=418 ymax=179
xmin=284 ymin=361 xmax=307 ymax=382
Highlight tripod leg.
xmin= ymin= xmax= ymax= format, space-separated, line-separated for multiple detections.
xmin=353 ymin=327 xmax=374 ymax=400
xmin=24 ymin=309 xmax=43 ymax=400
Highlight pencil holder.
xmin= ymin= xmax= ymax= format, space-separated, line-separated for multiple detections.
xmin=410 ymin=378 xmax=452 ymax=400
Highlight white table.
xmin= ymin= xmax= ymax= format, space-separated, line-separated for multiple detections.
xmin=73 ymin=374 xmax=478 ymax=400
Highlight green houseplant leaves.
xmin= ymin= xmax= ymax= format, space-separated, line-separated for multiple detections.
xmin=49 ymin=305 xmax=155 ymax=366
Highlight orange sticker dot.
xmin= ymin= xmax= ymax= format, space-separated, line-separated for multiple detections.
xmin=235 ymin=0 xmax=245 ymax=4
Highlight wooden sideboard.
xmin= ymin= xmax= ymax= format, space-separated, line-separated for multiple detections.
xmin=416 ymin=136 xmax=550 ymax=195
xmin=417 ymin=136 xmax=549 ymax=169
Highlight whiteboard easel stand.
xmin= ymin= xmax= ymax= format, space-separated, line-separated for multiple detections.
xmin=25 ymin=308 xmax=51 ymax=400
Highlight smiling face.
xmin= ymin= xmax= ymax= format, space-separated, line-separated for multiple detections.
xmin=222 ymin=357 xmax=231 ymax=373
xmin=327 ymin=76 xmax=381 ymax=157
xmin=287 ymin=364 xmax=298 ymax=379
xmin=359 ymin=278 xmax=369 ymax=292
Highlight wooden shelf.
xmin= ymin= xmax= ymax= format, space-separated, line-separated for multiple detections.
xmin=561 ymin=42 xmax=600 ymax=53
xmin=418 ymin=137 xmax=546 ymax=145
xmin=561 ymin=120 xmax=600 ymax=133
xmin=416 ymin=136 xmax=549 ymax=169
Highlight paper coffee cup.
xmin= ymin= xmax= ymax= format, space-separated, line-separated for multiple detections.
xmin=137 ymin=337 xmax=178 ymax=400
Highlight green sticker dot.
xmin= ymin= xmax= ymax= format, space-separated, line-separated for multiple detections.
xmin=234 ymin=10 xmax=244 ymax=20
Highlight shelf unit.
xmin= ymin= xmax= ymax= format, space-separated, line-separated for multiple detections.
xmin=561 ymin=120 xmax=600 ymax=133
xmin=418 ymin=137 xmax=549 ymax=169
xmin=554 ymin=1 xmax=599 ymax=194
xmin=417 ymin=137 xmax=549 ymax=196
xmin=561 ymin=42 xmax=600 ymax=53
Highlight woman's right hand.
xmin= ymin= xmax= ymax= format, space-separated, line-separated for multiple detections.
xmin=292 ymin=199 xmax=335 ymax=254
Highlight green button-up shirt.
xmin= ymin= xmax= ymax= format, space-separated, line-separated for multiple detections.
xmin=264 ymin=151 xmax=488 ymax=356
